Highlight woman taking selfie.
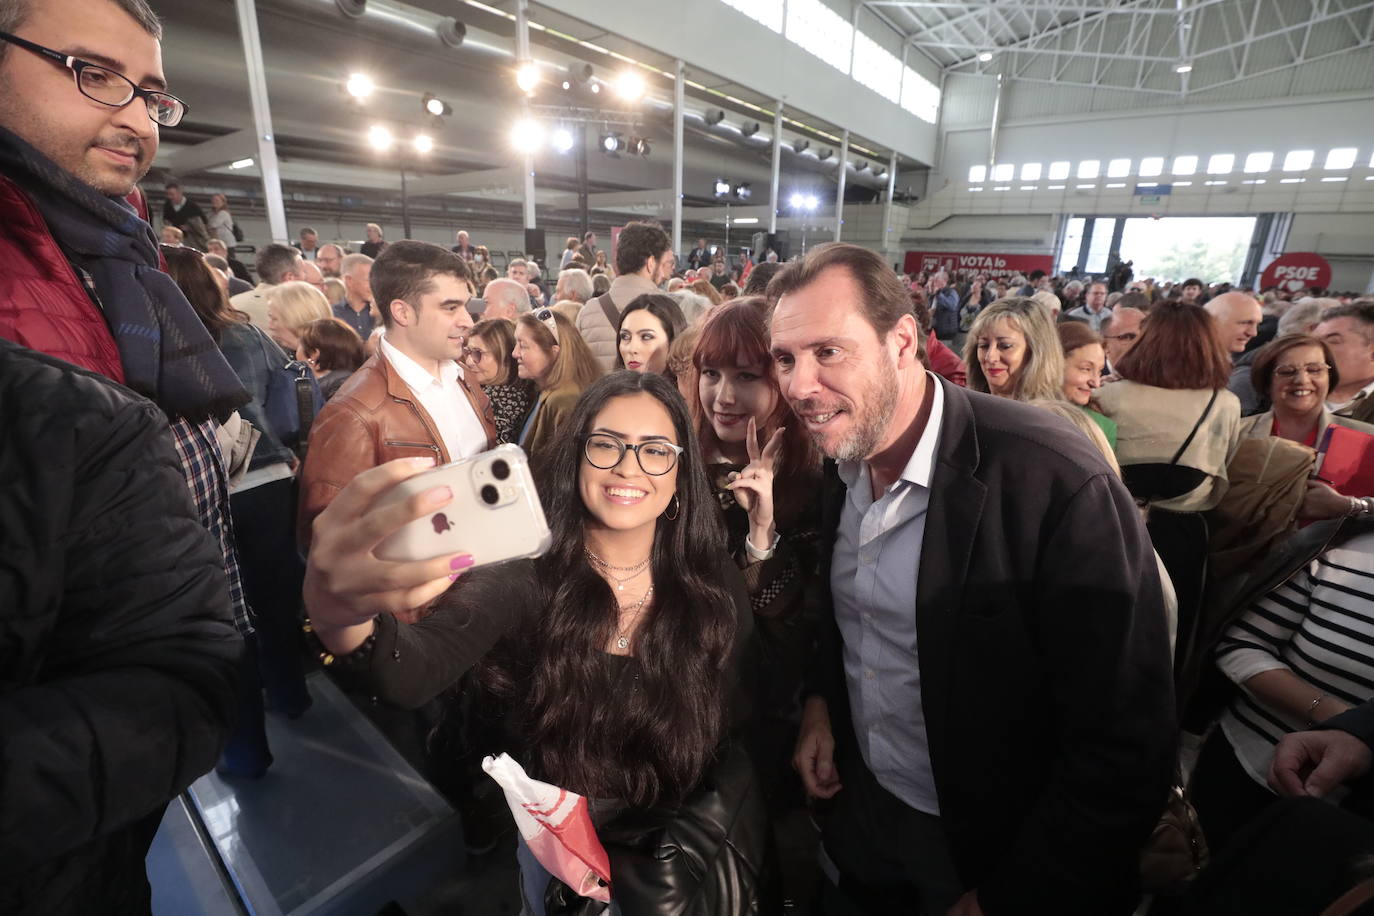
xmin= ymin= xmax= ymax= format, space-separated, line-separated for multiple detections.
xmin=304 ymin=372 xmax=763 ymax=913
xmin=616 ymin=293 xmax=687 ymax=380
xmin=964 ymin=296 xmax=1065 ymax=402
xmin=512 ymin=308 xmax=602 ymax=462
xmin=464 ymin=318 xmax=535 ymax=444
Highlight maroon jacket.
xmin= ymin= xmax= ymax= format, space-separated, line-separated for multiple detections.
xmin=0 ymin=176 xmax=125 ymax=381
xmin=927 ymin=330 xmax=968 ymax=387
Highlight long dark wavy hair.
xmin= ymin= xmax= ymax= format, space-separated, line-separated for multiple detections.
xmin=481 ymin=370 xmax=737 ymax=807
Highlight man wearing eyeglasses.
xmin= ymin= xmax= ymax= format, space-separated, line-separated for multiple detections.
xmin=1101 ymin=304 xmax=1146 ymax=375
xmin=0 ymin=0 xmax=249 ymax=912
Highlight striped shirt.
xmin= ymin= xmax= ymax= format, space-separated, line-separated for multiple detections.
xmin=1215 ymin=532 xmax=1374 ymax=788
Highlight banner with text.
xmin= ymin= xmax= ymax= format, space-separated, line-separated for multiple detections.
xmin=903 ymin=251 xmax=1056 ymax=282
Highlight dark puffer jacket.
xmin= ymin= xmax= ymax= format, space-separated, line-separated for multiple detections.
xmin=0 ymin=339 xmax=242 ymax=914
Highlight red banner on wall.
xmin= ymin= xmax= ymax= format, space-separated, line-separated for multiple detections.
xmin=903 ymin=251 xmax=1055 ymax=281
xmin=1260 ymin=252 xmax=1333 ymax=293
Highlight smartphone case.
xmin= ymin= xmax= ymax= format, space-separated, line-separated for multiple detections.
xmin=373 ymin=444 xmax=552 ymax=566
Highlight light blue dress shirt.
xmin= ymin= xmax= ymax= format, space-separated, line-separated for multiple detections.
xmin=831 ymin=373 xmax=945 ymax=815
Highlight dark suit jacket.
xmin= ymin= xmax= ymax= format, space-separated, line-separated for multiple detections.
xmin=810 ymin=378 xmax=1176 ymax=914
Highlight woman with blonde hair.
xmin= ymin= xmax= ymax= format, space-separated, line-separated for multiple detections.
xmin=963 ymin=296 xmax=1065 ymax=402
xmin=266 ymin=280 xmax=332 ymax=353
xmin=512 ymin=307 xmax=604 ymax=463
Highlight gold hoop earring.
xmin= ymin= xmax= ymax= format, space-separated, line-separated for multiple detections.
xmin=663 ymin=494 xmax=680 ymax=521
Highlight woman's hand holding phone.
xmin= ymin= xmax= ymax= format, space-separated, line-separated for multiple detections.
xmin=303 ymin=457 xmax=474 ymax=654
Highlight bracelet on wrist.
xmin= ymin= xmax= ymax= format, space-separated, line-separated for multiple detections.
xmin=1306 ymin=693 xmax=1328 ymax=727
xmin=303 ymin=618 xmax=377 ymax=668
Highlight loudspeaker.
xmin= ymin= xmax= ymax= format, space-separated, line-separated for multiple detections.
xmin=523 ymin=228 xmax=546 ymax=268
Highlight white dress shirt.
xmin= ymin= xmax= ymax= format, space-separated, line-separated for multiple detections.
xmin=831 ymin=373 xmax=945 ymax=815
xmin=380 ymin=335 xmax=487 ymax=462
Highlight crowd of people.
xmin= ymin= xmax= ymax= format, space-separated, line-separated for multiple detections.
xmin=9 ymin=1 xmax=1374 ymax=915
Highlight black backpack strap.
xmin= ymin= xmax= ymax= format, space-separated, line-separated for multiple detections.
xmin=294 ymin=372 xmax=316 ymax=456
xmin=1168 ymin=389 xmax=1220 ymax=468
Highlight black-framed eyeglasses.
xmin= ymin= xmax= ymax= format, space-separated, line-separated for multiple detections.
xmin=0 ymin=31 xmax=188 ymax=127
xmin=583 ymin=433 xmax=683 ymax=476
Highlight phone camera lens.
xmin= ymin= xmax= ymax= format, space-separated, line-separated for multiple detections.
xmin=490 ymin=459 xmax=510 ymax=481
xmin=480 ymin=484 xmax=499 ymax=506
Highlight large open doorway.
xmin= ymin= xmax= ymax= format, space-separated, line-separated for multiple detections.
xmin=1057 ymin=215 xmax=1258 ymax=283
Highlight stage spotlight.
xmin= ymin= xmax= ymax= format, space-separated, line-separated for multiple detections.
xmin=792 ymin=139 xmax=810 ymax=154
xmin=977 ymin=51 xmax=993 ymax=62
xmin=613 ymin=70 xmax=645 ymax=101
xmin=733 ymin=182 xmax=752 ymax=200
xmin=704 ymin=109 xmax=725 ymax=126
xmin=516 ymin=61 xmax=540 ymax=93
xmin=566 ymin=62 xmax=593 ymax=88
xmin=713 ymin=178 xmax=731 ymax=197
xmin=789 ymin=192 xmax=803 ymax=209
xmin=551 ymin=127 xmax=575 ymax=153
xmin=367 ymin=124 xmax=393 ymax=151
xmin=562 ymin=80 xmax=571 ymax=90
xmin=412 ymin=134 xmax=434 ymax=154
xmin=422 ymin=93 xmax=451 ymax=117
xmin=346 ymin=73 xmax=374 ymax=99
xmin=804 ymin=194 xmax=818 ymax=210
xmin=511 ymin=118 xmax=545 ymax=153
xmin=740 ymin=121 xmax=760 ymax=137
xmin=625 ymin=137 xmax=651 ymax=157
xmin=590 ymin=82 xmax=601 ymax=94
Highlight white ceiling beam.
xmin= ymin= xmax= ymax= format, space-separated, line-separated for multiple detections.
xmin=165 ymin=129 xmax=257 ymax=175
xmin=404 ymin=167 xmax=525 ymax=197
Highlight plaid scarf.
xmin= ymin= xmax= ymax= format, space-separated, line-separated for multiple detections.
xmin=0 ymin=127 xmax=247 ymax=423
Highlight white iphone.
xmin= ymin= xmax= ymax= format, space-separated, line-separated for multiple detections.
xmin=373 ymin=444 xmax=551 ymax=566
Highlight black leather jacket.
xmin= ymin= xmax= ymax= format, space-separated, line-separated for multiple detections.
xmin=544 ymin=742 xmax=776 ymax=915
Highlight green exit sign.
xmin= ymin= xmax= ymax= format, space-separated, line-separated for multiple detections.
xmin=1138 ymin=194 xmax=1162 ymax=205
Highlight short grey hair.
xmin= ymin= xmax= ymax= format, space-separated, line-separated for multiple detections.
xmin=0 ymin=0 xmax=162 ymax=52
xmin=1278 ymin=300 xmax=1325 ymax=336
xmin=556 ymin=268 xmax=593 ymax=304
xmin=340 ymin=253 xmax=373 ymax=278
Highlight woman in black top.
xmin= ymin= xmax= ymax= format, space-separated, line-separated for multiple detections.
xmin=463 ymin=318 xmax=534 ymax=444
xmin=307 ymin=372 xmax=755 ymax=911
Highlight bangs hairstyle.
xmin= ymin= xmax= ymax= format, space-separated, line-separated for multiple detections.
xmin=1115 ymin=301 xmax=1232 ymax=391
xmin=468 ymin=318 xmax=519 ymax=386
xmin=963 ymin=297 xmax=1065 ymax=402
xmin=689 ymin=297 xmax=820 ymax=506
xmin=1250 ymin=333 xmax=1340 ymax=398
xmin=515 ymin=311 xmax=603 ymax=392
xmin=371 ymin=240 xmax=471 ymax=328
xmin=766 ymin=242 xmax=925 ymax=365
xmin=478 ymin=371 xmax=736 ymax=807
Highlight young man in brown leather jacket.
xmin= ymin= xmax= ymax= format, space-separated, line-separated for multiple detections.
xmin=299 ymin=241 xmax=496 ymax=556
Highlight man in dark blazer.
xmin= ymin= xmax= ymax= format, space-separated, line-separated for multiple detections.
xmin=770 ymin=243 xmax=1176 ymax=915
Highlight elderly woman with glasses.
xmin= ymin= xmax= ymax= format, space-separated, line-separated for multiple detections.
xmin=462 ymin=318 xmax=534 ymax=444
xmin=512 ymin=307 xmax=603 ymax=464
xmin=1239 ymin=334 xmax=1374 ymax=446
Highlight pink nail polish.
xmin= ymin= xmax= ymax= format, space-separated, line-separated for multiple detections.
xmin=450 ymin=554 xmax=475 ymax=570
